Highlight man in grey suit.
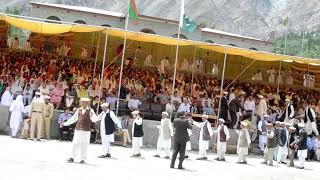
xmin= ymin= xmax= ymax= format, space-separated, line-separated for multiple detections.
xmin=170 ymin=112 xmax=192 ymax=169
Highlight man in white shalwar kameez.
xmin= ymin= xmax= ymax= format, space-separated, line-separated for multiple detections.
xmin=284 ymin=99 xmax=295 ymax=125
xmin=193 ymin=114 xmax=213 ymax=160
xmin=215 ymin=118 xmax=230 ymax=161
xmin=1 ymin=87 xmax=13 ymax=106
xmin=258 ymin=115 xmax=268 ymax=152
xmin=303 ymin=101 xmax=319 ymax=136
xmin=154 ymin=112 xmax=173 ymax=158
xmin=257 ymin=94 xmax=267 ymax=118
xmin=61 ymin=98 xmax=98 ymax=164
xmin=98 ymin=103 xmax=122 ymax=158
xmin=131 ymin=110 xmax=144 ymax=157
xmin=9 ymin=95 xmax=25 ymax=137
xmin=236 ymin=121 xmax=251 ymax=164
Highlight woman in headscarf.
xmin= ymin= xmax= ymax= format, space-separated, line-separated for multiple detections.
xmin=9 ymin=95 xmax=25 ymax=137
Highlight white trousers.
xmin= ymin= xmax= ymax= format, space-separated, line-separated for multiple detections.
xmin=277 ymin=146 xmax=288 ymax=163
xmin=259 ymin=135 xmax=267 ymax=151
xmin=199 ymin=140 xmax=209 ymax=158
xmin=298 ymin=149 xmax=308 ymax=168
xmin=71 ymin=130 xmax=91 ymax=161
xmin=238 ymin=147 xmax=248 ymax=162
xmin=156 ymin=138 xmax=171 ymax=157
xmin=217 ymin=142 xmax=227 ymax=159
xmin=11 ymin=127 xmax=20 ymax=137
xmin=132 ymin=137 xmax=142 ymax=154
xmin=101 ymin=135 xmax=112 ymax=155
xmin=66 ymin=98 xmax=74 ymax=108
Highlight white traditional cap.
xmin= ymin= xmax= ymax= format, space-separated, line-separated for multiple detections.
xmin=275 ymin=121 xmax=281 ymax=124
xmin=289 ymin=127 xmax=296 ymax=131
xmin=285 ymin=123 xmax=291 ymax=126
xmin=285 ymin=99 xmax=291 ymax=102
xmin=132 ymin=110 xmax=140 ymax=115
xmin=35 ymin=92 xmax=41 ymax=96
xmin=218 ymin=118 xmax=225 ymax=123
xmin=43 ymin=95 xmax=51 ymax=99
xmin=162 ymin=112 xmax=169 ymax=116
xmin=223 ymin=91 xmax=229 ymax=95
xmin=240 ymin=121 xmax=248 ymax=127
xmin=298 ymin=123 xmax=305 ymax=128
xmin=267 ymin=123 xmax=273 ymax=127
xmin=100 ymin=103 xmax=109 ymax=107
xmin=80 ymin=97 xmax=90 ymax=102
xmin=257 ymin=94 xmax=263 ymax=99
xmin=263 ymin=114 xmax=269 ymax=118
xmin=202 ymin=114 xmax=209 ymax=118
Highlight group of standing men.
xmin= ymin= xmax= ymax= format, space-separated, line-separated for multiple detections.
xmin=9 ymin=91 xmax=54 ymax=140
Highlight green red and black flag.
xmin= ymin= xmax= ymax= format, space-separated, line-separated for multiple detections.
xmin=129 ymin=0 xmax=138 ymax=20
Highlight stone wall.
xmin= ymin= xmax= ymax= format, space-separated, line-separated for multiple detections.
xmin=0 ymin=106 xmax=239 ymax=153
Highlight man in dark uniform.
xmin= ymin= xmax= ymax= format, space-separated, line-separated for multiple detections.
xmin=170 ymin=112 xmax=192 ymax=169
xmin=220 ymin=91 xmax=229 ymax=124
xmin=229 ymin=95 xmax=245 ymax=128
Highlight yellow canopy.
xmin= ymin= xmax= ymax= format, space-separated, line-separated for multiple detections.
xmin=3 ymin=15 xmax=103 ymax=34
xmin=1 ymin=14 xmax=320 ymax=65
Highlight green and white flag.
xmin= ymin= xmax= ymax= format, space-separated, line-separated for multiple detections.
xmin=129 ymin=0 xmax=138 ymax=20
xmin=179 ymin=0 xmax=197 ymax=33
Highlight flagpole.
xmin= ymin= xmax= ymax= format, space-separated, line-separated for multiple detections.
xmin=301 ymin=17 xmax=305 ymax=57
xmin=190 ymin=47 xmax=197 ymax=97
xmin=97 ymin=29 xmax=109 ymax=113
xmin=116 ymin=0 xmax=131 ymax=116
xmin=92 ymin=32 xmax=101 ymax=80
xmin=169 ymin=0 xmax=183 ymax=120
xmin=278 ymin=18 xmax=288 ymax=93
xmin=216 ymin=47 xmax=227 ymax=127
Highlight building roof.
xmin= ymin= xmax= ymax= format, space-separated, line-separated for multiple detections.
xmin=30 ymin=2 xmax=125 ymax=18
xmin=201 ymin=28 xmax=271 ymax=44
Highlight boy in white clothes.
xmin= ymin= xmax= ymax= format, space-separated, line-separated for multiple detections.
xmin=193 ymin=114 xmax=213 ymax=160
xmin=131 ymin=110 xmax=144 ymax=157
xmin=154 ymin=112 xmax=173 ymax=158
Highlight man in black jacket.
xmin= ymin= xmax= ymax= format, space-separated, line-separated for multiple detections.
xmin=219 ymin=91 xmax=229 ymax=123
xmin=170 ymin=112 xmax=192 ymax=169
xmin=297 ymin=123 xmax=308 ymax=169
xmin=229 ymin=95 xmax=245 ymax=128
xmin=277 ymin=122 xmax=288 ymax=164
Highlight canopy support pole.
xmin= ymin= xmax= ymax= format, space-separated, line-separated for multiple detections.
xmin=96 ymin=29 xmax=109 ymax=113
xmin=216 ymin=47 xmax=227 ymax=127
xmin=92 ymin=32 xmax=101 ymax=80
xmin=277 ymin=61 xmax=282 ymax=94
xmin=224 ymin=59 xmax=257 ymax=91
xmin=190 ymin=47 xmax=197 ymax=97
xmin=116 ymin=0 xmax=131 ymax=116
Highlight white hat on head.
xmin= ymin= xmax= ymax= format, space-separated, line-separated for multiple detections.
xmin=202 ymin=114 xmax=208 ymax=118
xmin=162 ymin=112 xmax=169 ymax=116
xmin=285 ymin=99 xmax=291 ymax=102
xmin=223 ymin=91 xmax=229 ymax=95
xmin=298 ymin=123 xmax=305 ymax=128
xmin=132 ymin=110 xmax=140 ymax=115
xmin=80 ymin=97 xmax=90 ymax=102
xmin=43 ymin=95 xmax=51 ymax=99
xmin=218 ymin=118 xmax=225 ymax=123
xmin=263 ymin=114 xmax=269 ymax=118
xmin=240 ymin=121 xmax=248 ymax=127
xmin=100 ymin=103 xmax=109 ymax=107
xmin=35 ymin=92 xmax=41 ymax=96
xmin=257 ymin=94 xmax=263 ymax=99
xmin=289 ymin=127 xmax=296 ymax=131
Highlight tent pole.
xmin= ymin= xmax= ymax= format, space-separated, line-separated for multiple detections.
xmin=224 ymin=59 xmax=257 ymax=91
xmin=169 ymin=0 xmax=183 ymax=120
xmin=277 ymin=61 xmax=282 ymax=94
xmin=116 ymin=0 xmax=131 ymax=116
xmin=96 ymin=29 xmax=109 ymax=113
xmin=216 ymin=47 xmax=227 ymax=127
xmin=92 ymin=32 xmax=101 ymax=80
xmin=190 ymin=47 xmax=197 ymax=97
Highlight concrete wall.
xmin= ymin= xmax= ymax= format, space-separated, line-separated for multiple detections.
xmin=0 ymin=106 xmax=238 ymax=153
xmin=30 ymin=4 xmax=272 ymax=52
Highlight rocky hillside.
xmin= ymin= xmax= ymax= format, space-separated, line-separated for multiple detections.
xmin=0 ymin=0 xmax=319 ymax=40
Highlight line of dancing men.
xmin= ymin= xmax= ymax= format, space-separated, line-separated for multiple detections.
xmin=58 ymin=97 xmax=315 ymax=170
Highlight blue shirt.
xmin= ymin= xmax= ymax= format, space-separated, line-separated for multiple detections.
xmin=307 ymin=137 xmax=317 ymax=151
xmin=203 ymin=106 xmax=213 ymax=115
xmin=58 ymin=113 xmax=72 ymax=124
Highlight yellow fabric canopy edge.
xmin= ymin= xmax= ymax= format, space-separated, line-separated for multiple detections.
xmin=1 ymin=14 xmax=320 ymax=65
